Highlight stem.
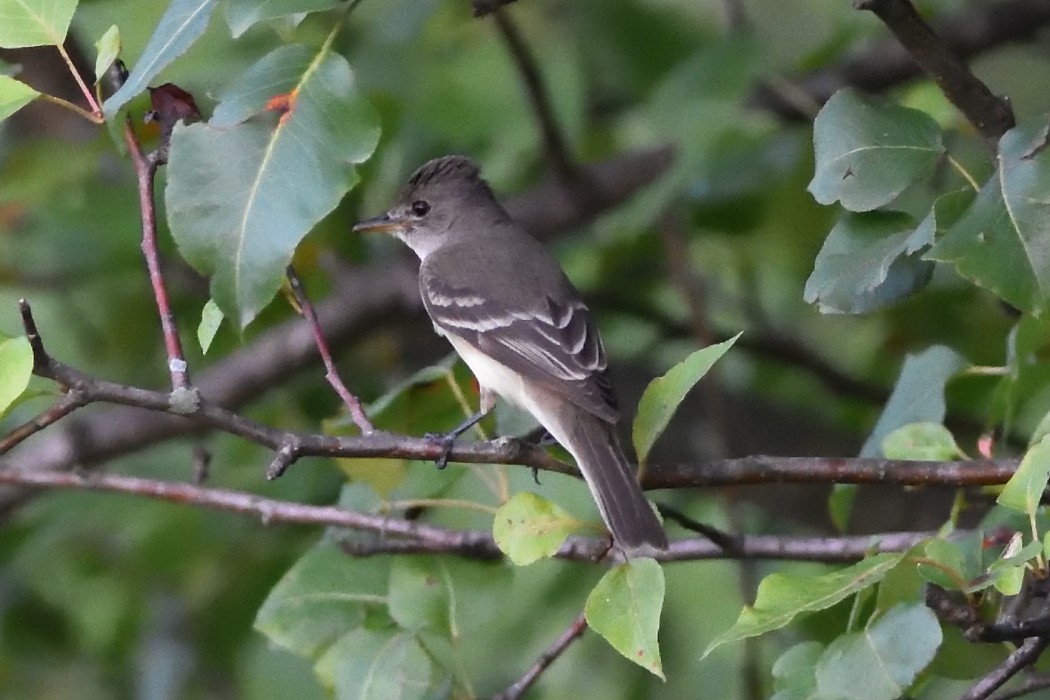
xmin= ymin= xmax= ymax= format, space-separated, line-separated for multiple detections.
xmin=54 ymin=41 xmax=102 ymax=117
xmin=947 ymin=153 xmax=981 ymax=191
xmin=36 ymin=92 xmax=104 ymax=123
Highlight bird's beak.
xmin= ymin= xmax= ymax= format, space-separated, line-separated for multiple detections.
xmin=352 ymin=213 xmax=407 ymax=234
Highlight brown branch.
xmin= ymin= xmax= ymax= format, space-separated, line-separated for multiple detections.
xmin=491 ymin=612 xmax=588 ymax=700
xmin=963 ymin=636 xmax=1050 ymax=700
xmin=855 ymin=0 xmax=1015 ymax=141
xmin=489 ymin=7 xmax=577 ymax=180
xmin=0 ymin=465 xmax=938 ymax=564
xmin=285 ymin=265 xmax=375 ymax=434
xmin=123 ymin=117 xmax=194 ymax=391
xmin=472 ymin=0 xmax=516 ymax=18
xmin=753 ymin=0 xmax=1050 ymax=122
xmin=0 ymin=390 xmax=86 ymax=455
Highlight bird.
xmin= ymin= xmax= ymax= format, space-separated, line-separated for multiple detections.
xmin=354 ymin=155 xmax=667 ymax=554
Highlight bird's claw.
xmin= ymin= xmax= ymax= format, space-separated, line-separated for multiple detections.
xmin=424 ymin=431 xmax=457 ymax=470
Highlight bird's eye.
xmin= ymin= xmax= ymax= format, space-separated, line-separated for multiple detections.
xmin=410 ymin=200 xmax=431 ymax=217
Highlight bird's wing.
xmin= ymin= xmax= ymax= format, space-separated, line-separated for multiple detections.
xmin=419 ymin=252 xmax=619 ymax=423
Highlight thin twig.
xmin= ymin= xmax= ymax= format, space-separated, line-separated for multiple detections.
xmin=0 ymin=391 xmax=86 ymax=455
xmin=491 ymin=612 xmax=588 ymax=700
xmin=855 ymin=0 xmax=1015 ymax=141
xmin=963 ymin=636 xmax=1050 ymax=700
xmin=285 ymin=266 xmax=375 ymax=434
xmin=123 ymin=118 xmax=193 ymax=391
xmin=490 ymin=7 xmax=577 ymax=181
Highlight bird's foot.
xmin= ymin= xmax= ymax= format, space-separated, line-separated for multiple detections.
xmin=424 ymin=431 xmax=458 ymax=470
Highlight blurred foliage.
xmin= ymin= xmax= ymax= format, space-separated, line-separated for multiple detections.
xmin=4 ymin=0 xmax=1050 ymax=698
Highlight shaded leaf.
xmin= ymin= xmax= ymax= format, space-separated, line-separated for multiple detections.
xmin=633 ymin=333 xmax=740 ymax=465
xmin=881 ymin=422 xmax=965 ymax=461
xmin=804 ymin=211 xmax=933 ymax=314
xmin=319 ymin=629 xmax=436 ymax=700
xmin=0 ymin=0 xmax=77 ymax=47
xmin=928 ymin=115 xmax=1050 ymax=315
xmin=0 ymin=335 xmax=33 ymax=415
xmin=387 ymin=558 xmax=449 ymax=635
xmin=704 ymin=552 xmax=905 ymax=657
xmin=254 ymin=539 xmax=387 ymax=659
xmin=103 ymin=0 xmax=218 ymax=117
xmin=916 ymin=538 xmax=966 ymax=590
xmin=860 ymin=345 xmax=966 ymax=457
xmin=166 ymin=47 xmax=380 ymax=327
xmin=0 ymin=74 xmax=38 ymax=122
xmin=998 ymin=434 xmax=1050 ymax=516
xmin=815 ymin=603 xmax=941 ymax=700
xmin=225 ymin=0 xmax=342 ymax=38
xmin=809 ymin=88 xmax=944 ymax=212
xmin=492 ymin=492 xmax=579 ymax=565
xmin=585 ymin=558 xmax=664 ymax=678
xmin=771 ymin=641 xmax=822 ymax=700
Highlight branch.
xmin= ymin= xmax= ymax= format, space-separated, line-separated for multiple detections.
xmin=0 ymin=465 xmax=939 ymax=564
xmin=491 ymin=612 xmax=588 ymax=700
xmin=855 ymin=0 xmax=1015 ymax=141
xmin=489 ymin=7 xmax=576 ymax=180
xmin=285 ymin=265 xmax=375 ymax=434
xmin=963 ymin=636 xmax=1050 ymax=700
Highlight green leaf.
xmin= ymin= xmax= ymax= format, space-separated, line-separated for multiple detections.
xmin=93 ymin=24 xmax=120 ymax=82
xmin=804 ymin=211 xmax=933 ymax=314
xmin=0 ymin=74 xmax=39 ymax=122
xmin=225 ymin=0 xmax=342 ymax=38
xmin=197 ymin=299 xmax=223 ymax=353
xmin=0 ymin=335 xmax=33 ymax=415
xmin=809 ymin=88 xmax=944 ymax=212
xmin=102 ymin=0 xmax=218 ymax=117
xmin=770 ymin=641 xmax=822 ymax=700
xmin=387 ymin=558 xmax=449 ymax=635
xmin=0 ymin=0 xmax=78 ymax=48
xmin=860 ymin=345 xmax=967 ymax=457
xmin=254 ymin=539 xmax=388 ymax=659
xmin=492 ymin=492 xmax=580 ymax=565
xmin=928 ymin=115 xmax=1050 ymax=315
xmin=166 ymin=46 xmax=380 ymax=328
xmin=704 ymin=552 xmax=905 ymax=658
xmin=585 ymin=558 xmax=664 ymax=678
xmin=998 ymin=434 xmax=1050 ymax=516
xmin=881 ymin=422 xmax=965 ymax=461
xmin=814 ymin=603 xmax=942 ymax=700
xmin=633 ymin=333 xmax=740 ymax=465
xmin=318 ymin=629 xmax=436 ymax=700
xmin=916 ymin=538 xmax=966 ymax=590
xmin=827 ymin=484 xmax=856 ymax=533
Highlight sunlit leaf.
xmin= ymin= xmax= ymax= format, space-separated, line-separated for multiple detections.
xmin=860 ymin=345 xmax=967 ymax=457
xmin=0 ymin=0 xmax=78 ymax=48
xmin=0 ymin=74 xmax=38 ymax=122
xmin=197 ymin=298 xmax=223 ymax=354
xmin=102 ymin=0 xmax=218 ymax=117
xmin=881 ymin=422 xmax=965 ymax=461
xmin=493 ymin=492 xmax=580 ymax=565
xmin=998 ymin=434 xmax=1050 ymax=516
xmin=585 ymin=558 xmax=664 ymax=678
xmin=704 ymin=552 xmax=905 ymax=657
xmin=809 ymin=88 xmax=944 ymax=212
xmin=93 ymin=24 xmax=120 ymax=82
xmin=0 ymin=335 xmax=33 ymax=415
xmin=633 ymin=333 xmax=740 ymax=465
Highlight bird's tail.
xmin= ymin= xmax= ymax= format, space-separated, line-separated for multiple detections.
xmin=558 ymin=408 xmax=668 ymax=555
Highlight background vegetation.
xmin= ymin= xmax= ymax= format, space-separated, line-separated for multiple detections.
xmin=3 ymin=0 xmax=1050 ymax=698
